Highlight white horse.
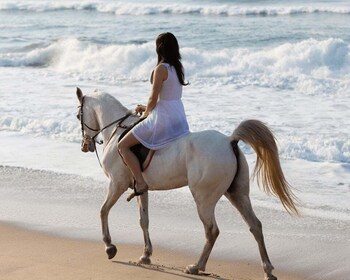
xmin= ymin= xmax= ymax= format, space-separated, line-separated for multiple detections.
xmin=75 ymin=87 xmax=298 ymax=280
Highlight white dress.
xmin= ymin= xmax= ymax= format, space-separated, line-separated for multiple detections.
xmin=132 ymin=63 xmax=190 ymax=150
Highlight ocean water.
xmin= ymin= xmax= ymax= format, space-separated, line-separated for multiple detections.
xmin=0 ymin=0 xmax=349 ymax=279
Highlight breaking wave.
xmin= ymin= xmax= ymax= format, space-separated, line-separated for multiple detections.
xmin=1 ymin=1 xmax=350 ymax=16
xmin=1 ymin=37 xmax=349 ymax=95
xmin=0 ymin=116 xmax=81 ymax=143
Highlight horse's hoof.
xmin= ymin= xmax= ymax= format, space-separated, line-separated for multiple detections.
xmin=184 ymin=265 xmax=199 ymax=275
xmin=138 ymin=255 xmax=151 ymax=265
xmin=265 ymin=275 xmax=277 ymax=280
xmin=106 ymin=244 xmax=117 ymax=259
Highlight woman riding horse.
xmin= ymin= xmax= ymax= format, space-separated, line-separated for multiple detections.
xmin=118 ymin=32 xmax=190 ymax=196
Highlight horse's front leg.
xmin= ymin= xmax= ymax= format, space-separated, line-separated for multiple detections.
xmin=137 ymin=192 xmax=153 ymax=264
xmin=100 ymin=180 xmax=127 ymax=259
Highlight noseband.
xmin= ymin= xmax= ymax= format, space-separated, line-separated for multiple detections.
xmin=78 ymin=96 xmax=133 ymax=166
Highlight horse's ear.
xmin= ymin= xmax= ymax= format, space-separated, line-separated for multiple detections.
xmin=76 ymin=87 xmax=84 ymax=104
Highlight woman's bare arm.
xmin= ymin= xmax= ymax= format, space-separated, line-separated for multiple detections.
xmin=142 ymin=64 xmax=168 ymax=118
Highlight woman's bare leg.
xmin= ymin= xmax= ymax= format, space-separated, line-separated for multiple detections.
xmin=118 ymin=132 xmax=148 ymax=193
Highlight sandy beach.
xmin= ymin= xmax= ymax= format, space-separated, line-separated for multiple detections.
xmin=0 ymin=223 xmax=305 ymax=280
xmin=0 ymin=165 xmax=349 ymax=280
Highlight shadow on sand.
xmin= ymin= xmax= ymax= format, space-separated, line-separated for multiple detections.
xmin=113 ymin=260 xmax=230 ymax=280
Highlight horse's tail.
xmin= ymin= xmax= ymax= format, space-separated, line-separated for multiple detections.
xmin=230 ymin=119 xmax=299 ymax=215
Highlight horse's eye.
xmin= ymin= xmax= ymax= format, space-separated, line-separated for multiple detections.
xmin=76 ymin=109 xmax=81 ymax=120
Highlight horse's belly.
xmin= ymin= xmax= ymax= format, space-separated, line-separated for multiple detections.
xmin=146 ymin=176 xmax=188 ymax=190
xmin=143 ymin=144 xmax=188 ymax=190
xmin=144 ymin=159 xmax=188 ymax=190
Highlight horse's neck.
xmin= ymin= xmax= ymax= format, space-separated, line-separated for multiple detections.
xmin=94 ymin=99 xmax=127 ymax=139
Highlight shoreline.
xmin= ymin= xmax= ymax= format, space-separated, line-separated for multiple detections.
xmin=1 ymin=165 xmax=349 ymax=280
xmin=0 ymin=222 xmax=304 ymax=280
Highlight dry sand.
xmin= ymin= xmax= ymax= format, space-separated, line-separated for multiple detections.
xmin=0 ymin=223 xmax=304 ymax=280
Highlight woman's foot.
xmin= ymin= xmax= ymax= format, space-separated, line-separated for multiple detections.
xmin=134 ymin=182 xmax=148 ymax=196
xmin=126 ymin=182 xmax=148 ymax=202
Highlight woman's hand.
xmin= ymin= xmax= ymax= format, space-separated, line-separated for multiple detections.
xmin=135 ymin=104 xmax=146 ymax=115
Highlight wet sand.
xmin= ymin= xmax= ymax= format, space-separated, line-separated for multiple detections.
xmin=0 ymin=223 xmax=304 ymax=280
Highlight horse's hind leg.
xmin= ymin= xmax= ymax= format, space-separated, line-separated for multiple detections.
xmin=100 ymin=180 xmax=126 ymax=259
xmin=185 ymin=200 xmax=219 ymax=275
xmin=137 ymin=192 xmax=153 ymax=264
xmin=225 ymin=191 xmax=277 ymax=280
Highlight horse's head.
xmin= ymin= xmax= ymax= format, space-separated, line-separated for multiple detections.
xmin=76 ymin=87 xmax=99 ymax=153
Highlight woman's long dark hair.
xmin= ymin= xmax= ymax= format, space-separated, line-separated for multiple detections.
xmin=154 ymin=32 xmax=189 ymax=86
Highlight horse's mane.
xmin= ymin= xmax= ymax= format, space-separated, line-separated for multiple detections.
xmin=90 ymin=90 xmax=129 ymax=112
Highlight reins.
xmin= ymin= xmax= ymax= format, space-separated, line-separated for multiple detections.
xmin=78 ymin=96 xmax=136 ymax=167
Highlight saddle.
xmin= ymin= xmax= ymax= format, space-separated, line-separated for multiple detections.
xmin=118 ymin=125 xmax=155 ymax=172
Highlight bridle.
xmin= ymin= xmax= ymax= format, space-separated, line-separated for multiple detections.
xmin=78 ymin=96 xmax=134 ymax=167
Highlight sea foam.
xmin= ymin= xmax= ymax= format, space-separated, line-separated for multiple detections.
xmin=0 ymin=115 xmax=80 ymax=142
xmin=0 ymin=83 xmax=349 ymax=164
xmin=1 ymin=1 xmax=350 ymax=16
xmin=1 ymin=37 xmax=349 ymax=95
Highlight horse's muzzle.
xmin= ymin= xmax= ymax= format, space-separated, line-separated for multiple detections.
xmin=81 ymin=136 xmax=95 ymax=153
